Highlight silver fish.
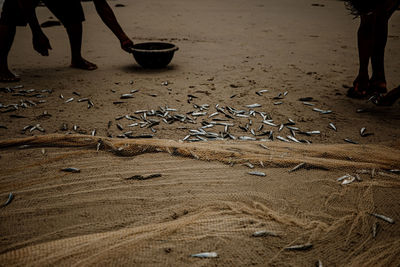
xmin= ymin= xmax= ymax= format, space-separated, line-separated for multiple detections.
xmin=2 ymin=192 xmax=14 ymax=207
xmin=248 ymin=171 xmax=266 ymax=177
xmin=61 ymin=167 xmax=80 ymax=173
xmin=289 ymin=162 xmax=306 ymax=173
xmin=246 ymin=103 xmax=262 ymax=108
xmin=306 ymin=131 xmax=320 ymax=135
xmin=120 ymin=94 xmax=134 ymax=99
xmin=344 ymin=139 xmax=358 ymax=144
xmin=342 ymin=176 xmax=355 ymax=185
xmin=278 ymin=124 xmax=284 ymax=132
xmin=329 ymin=123 xmax=337 ymax=131
xmin=284 ymin=243 xmax=313 ymax=251
xmin=303 ymin=102 xmax=315 ymax=106
xmin=372 ymin=222 xmax=379 ymax=238
xmin=277 ymin=136 xmax=290 ymax=142
xmin=65 ymin=97 xmax=74 ymax=103
xmin=370 ymin=213 xmax=395 ymax=224
xmin=273 ymin=102 xmax=283 ymax=105
xmin=287 ymin=135 xmax=300 ymax=143
xmin=337 ymin=174 xmax=351 ymax=182
xmin=252 ymin=230 xmax=278 ymax=237
xmin=191 ymin=252 xmax=218 ymax=258
xmin=244 ymin=163 xmax=254 ymax=169
xmin=263 ymin=120 xmax=278 ymax=127
xmin=360 ymin=127 xmax=366 ymax=136
xmin=259 ymin=144 xmax=270 ymax=150
xmin=239 ymin=136 xmax=256 ymax=141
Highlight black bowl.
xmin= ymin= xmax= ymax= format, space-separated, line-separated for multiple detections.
xmin=132 ymin=42 xmax=179 ymax=68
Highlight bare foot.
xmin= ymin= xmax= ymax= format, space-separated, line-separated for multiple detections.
xmin=70 ymin=58 xmax=97 ymax=70
xmin=0 ymin=68 xmax=20 ymax=82
xmin=374 ymin=86 xmax=400 ymax=106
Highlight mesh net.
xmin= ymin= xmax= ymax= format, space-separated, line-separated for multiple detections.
xmin=0 ymin=134 xmax=399 ymax=266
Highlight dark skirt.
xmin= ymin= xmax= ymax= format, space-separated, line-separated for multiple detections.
xmin=344 ymin=0 xmax=400 ymax=16
xmin=343 ymin=0 xmax=378 ymax=16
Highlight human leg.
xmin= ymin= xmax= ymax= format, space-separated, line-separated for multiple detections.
xmin=43 ymin=0 xmax=97 ymax=70
xmin=347 ymin=14 xmax=375 ymax=98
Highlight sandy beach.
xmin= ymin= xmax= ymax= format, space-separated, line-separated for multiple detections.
xmin=1 ymin=0 xmax=399 ymax=266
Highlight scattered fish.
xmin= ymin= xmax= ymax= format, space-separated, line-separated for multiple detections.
xmin=372 ymin=222 xmax=379 ymax=238
xmin=190 ymin=252 xmax=218 ymax=258
xmin=342 ymin=176 xmax=355 ymax=185
xmin=344 ymin=138 xmax=358 ymax=144
xmin=259 ymin=144 xmax=270 ymax=150
xmin=252 ymin=230 xmax=278 ymax=237
xmin=2 ymin=193 xmax=14 ymax=208
xmin=284 ymin=243 xmax=313 ymax=251
xmin=61 ymin=167 xmax=80 ymax=173
xmin=370 ymin=213 xmax=395 ymax=224
xmin=126 ymin=174 xmax=162 ymax=180
xmin=329 ymin=123 xmax=337 ymax=131
xmin=289 ymin=162 xmax=306 ymax=173
xmin=248 ymin=171 xmax=266 ymax=177
xmin=246 ymin=103 xmax=262 ymax=108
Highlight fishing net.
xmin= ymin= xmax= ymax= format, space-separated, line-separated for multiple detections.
xmin=0 ymin=134 xmax=399 ymax=266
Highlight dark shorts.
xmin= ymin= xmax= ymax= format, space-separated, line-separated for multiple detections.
xmin=0 ymin=0 xmax=85 ymax=26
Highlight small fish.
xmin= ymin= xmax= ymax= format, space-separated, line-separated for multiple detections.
xmin=273 ymin=102 xmax=283 ymax=105
xmin=289 ymin=163 xmax=306 ymax=173
xmin=277 ymin=136 xmax=290 ymax=142
xmin=65 ymin=97 xmax=74 ymax=103
xmin=91 ymin=129 xmax=96 ymax=136
xmin=316 ymin=260 xmax=323 ymax=267
xmin=126 ymin=174 xmax=162 ymax=180
xmin=337 ymin=174 xmax=351 ymax=182
xmin=190 ymin=252 xmax=218 ymax=258
xmin=41 ymin=148 xmax=46 ymax=155
xmin=259 ymin=144 xmax=270 ymax=150
xmin=303 ymin=102 xmax=315 ymax=106
xmin=287 ymin=135 xmax=300 ymax=143
xmin=246 ymin=103 xmax=262 ymax=108
xmin=313 ymin=108 xmax=324 ymax=113
xmin=306 ymin=131 xmax=320 ymax=135
xmin=360 ymin=127 xmax=366 ymax=136
xmin=239 ymin=136 xmax=256 ymax=141
xmin=372 ymin=222 xmax=379 ymax=238
xmin=342 ymin=176 xmax=355 ymax=185
xmin=252 ymin=230 xmax=278 ymax=237
xmin=344 ymin=138 xmax=358 ymax=144
xmin=78 ymin=98 xmax=89 ymax=102
xmin=284 ymin=243 xmax=313 ymax=251
xmin=248 ymin=171 xmax=266 ymax=177
xmin=117 ymin=123 xmax=124 ymax=131
xmin=356 ymin=108 xmax=366 ymax=113
xmin=244 ymin=163 xmax=254 ymax=169
xmin=329 ymin=123 xmax=337 ymax=131
xmin=120 ymin=94 xmax=134 ymax=99
xmin=2 ymin=193 xmax=14 ymax=208
xmin=370 ymin=213 xmax=395 ymax=224
xmin=263 ymin=120 xmax=277 ymax=127
xmin=278 ymin=124 xmax=284 ymax=132
xmin=61 ymin=167 xmax=80 ymax=173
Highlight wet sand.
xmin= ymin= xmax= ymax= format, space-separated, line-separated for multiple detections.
xmin=1 ymin=0 xmax=400 ymax=266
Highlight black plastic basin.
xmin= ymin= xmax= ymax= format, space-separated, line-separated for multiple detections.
xmin=132 ymin=42 xmax=179 ymax=68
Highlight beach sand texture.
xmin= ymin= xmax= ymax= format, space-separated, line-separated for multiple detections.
xmin=1 ymin=0 xmax=400 ymax=266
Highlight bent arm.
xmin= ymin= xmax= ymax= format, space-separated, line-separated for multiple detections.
xmin=93 ymin=0 xmax=133 ymax=51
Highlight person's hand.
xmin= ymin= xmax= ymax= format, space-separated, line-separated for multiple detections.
xmin=32 ymin=31 xmax=52 ymax=56
xmin=120 ymin=38 xmax=134 ymax=53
